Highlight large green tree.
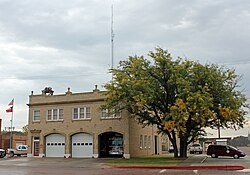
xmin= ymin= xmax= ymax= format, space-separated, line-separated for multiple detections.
xmin=104 ymin=48 xmax=249 ymax=158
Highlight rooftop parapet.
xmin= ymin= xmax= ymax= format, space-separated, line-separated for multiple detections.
xmin=28 ymin=85 xmax=105 ymax=106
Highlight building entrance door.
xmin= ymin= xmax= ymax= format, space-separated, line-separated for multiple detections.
xmin=154 ymin=136 xmax=158 ymax=155
xmin=33 ymin=141 xmax=39 ymax=156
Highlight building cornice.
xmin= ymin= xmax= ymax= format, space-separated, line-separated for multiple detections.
xmin=27 ymin=97 xmax=106 ymax=107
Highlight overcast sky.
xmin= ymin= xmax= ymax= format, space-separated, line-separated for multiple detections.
xmin=0 ymin=0 xmax=249 ymax=138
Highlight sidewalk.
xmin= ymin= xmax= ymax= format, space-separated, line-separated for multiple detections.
xmin=179 ymin=154 xmax=207 ymax=166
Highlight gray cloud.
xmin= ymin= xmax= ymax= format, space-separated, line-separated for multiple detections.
xmin=0 ymin=0 xmax=249 ymax=137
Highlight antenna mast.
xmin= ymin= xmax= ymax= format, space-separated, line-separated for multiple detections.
xmin=111 ymin=4 xmax=114 ymax=71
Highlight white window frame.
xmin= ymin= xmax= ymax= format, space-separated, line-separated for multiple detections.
xmin=139 ymin=135 xmax=143 ymax=149
xmin=46 ymin=109 xmax=64 ymax=121
xmin=144 ymin=135 xmax=147 ymax=149
xmin=148 ymin=136 xmax=151 ymax=149
xmin=100 ymin=108 xmax=108 ymax=118
xmin=58 ymin=109 xmax=64 ymax=120
xmin=85 ymin=107 xmax=91 ymax=118
xmin=47 ymin=109 xmax=52 ymax=121
xmin=100 ymin=107 xmax=121 ymax=119
xmin=33 ymin=109 xmax=40 ymax=122
xmin=72 ymin=107 xmax=91 ymax=120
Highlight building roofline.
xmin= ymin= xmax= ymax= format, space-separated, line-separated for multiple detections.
xmin=27 ymin=97 xmax=106 ymax=106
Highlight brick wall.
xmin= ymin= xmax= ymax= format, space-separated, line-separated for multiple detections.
xmin=27 ymin=87 xmax=162 ymax=157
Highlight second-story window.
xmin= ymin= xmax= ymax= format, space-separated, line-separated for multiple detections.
xmin=33 ymin=110 xmax=40 ymax=121
xmin=58 ymin=109 xmax=63 ymax=120
xmin=47 ymin=110 xmax=52 ymax=120
xmin=53 ymin=109 xmax=57 ymax=120
xmin=100 ymin=108 xmax=108 ymax=118
xmin=72 ymin=107 xmax=91 ymax=120
xmin=47 ymin=109 xmax=64 ymax=121
xmin=100 ymin=108 xmax=121 ymax=119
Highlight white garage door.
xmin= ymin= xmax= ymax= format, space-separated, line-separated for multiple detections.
xmin=72 ymin=133 xmax=93 ymax=158
xmin=46 ymin=134 xmax=65 ymax=157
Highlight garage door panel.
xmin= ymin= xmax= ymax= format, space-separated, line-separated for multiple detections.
xmin=46 ymin=134 xmax=65 ymax=157
xmin=72 ymin=133 xmax=93 ymax=158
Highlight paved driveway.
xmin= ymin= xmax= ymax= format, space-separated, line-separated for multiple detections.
xmin=0 ymin=157 xmax=112 ymax=175
xmin=0 ymin=157 xmax=107 ymax=168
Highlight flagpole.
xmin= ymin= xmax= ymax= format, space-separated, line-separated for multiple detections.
xmin=7 ymin=98 xmax=14 ymax=149
xmin=10 ymin=106 xmax=13 ymax=149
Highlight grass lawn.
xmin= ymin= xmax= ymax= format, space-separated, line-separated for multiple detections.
xmin=106 ymin=155 xmax=186 ymax=167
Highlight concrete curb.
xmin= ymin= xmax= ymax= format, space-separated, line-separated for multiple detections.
xmin=111 ymin=165 xmax=245 ymax=170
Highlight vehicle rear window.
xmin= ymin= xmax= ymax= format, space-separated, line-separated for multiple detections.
xmin=208 ymin=145 xmax=225 ymax=150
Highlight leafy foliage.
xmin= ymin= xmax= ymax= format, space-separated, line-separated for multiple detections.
xmin=22 ymin=125 xmax=29 ymax=135
xmin=104 ymin=48 xmax=249 ymax=157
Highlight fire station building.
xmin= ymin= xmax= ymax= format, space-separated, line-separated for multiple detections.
xmin=27 ymin=86 xmax=164 ymax=158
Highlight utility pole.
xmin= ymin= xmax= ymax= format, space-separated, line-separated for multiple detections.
xmin=218 ymin=126 xmax=221 ymax=138
xmin=217 ymin=119 xmax=221 ymax=139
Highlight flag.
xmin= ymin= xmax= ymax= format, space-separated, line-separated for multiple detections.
xmin=8 ymin=99 xmax=14 ymax=106
xmin=6 ymin=107 xmax=13 ymax=113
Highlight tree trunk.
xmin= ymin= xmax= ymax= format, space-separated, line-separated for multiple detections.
xmin=169 ymin=131 xmax=178 ymax=158
xmin=179 ymin=137 xmax=188 ymax=158
xmin=172 ymin=140 xmax=178 ymax=158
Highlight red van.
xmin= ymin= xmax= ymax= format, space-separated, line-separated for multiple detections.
xmin=207 ymin=144 xmax=246 ymax=159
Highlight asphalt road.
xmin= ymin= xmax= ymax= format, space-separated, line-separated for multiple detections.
xmin=0 ymin=153 xmax=250 ymax=175
xmin=0 ymin=166 xmax=249 ymax=175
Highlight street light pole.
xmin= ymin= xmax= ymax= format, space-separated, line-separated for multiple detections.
xmin=218 ymin=125 xmax=221 ymax=139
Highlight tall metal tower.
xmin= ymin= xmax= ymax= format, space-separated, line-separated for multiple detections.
xmin=111 ymin=4 xmax=115 ymax=72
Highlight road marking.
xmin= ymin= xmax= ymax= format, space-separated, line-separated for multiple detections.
xmin=201 ymin=156 xmax=207 ymax=163
xmin=236 ymin=169 xmax=250 ymax=172
xmin=159 ymin=169 xmax=166 ymax=173
xmin=193 ymin=170 xmax=199 ymax=174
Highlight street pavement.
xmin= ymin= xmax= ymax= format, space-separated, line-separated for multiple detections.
xmin=0 ymin=151 xmax=250 ymax=175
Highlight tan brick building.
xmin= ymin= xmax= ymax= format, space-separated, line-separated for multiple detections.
xmin=27 ymin=86 xmax=167 ymax=158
